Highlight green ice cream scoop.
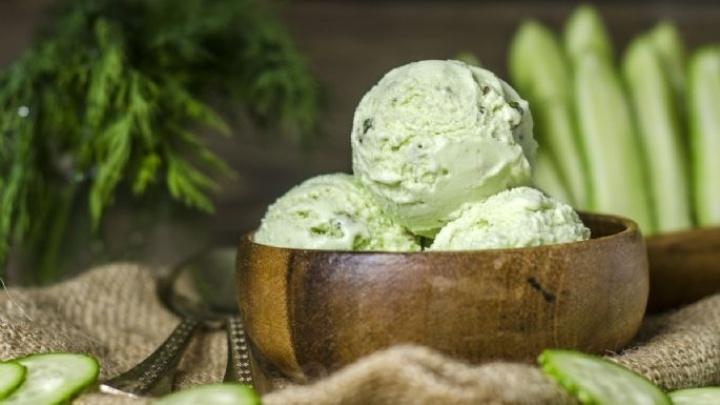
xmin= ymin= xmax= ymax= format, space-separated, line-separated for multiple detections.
xmin=352 ymin=60 xmax=536 ymax=237
xmin=429 ymin=187 xmax=589 ymax=251
xmin=254 ymin=173 xmax=420 ymax=251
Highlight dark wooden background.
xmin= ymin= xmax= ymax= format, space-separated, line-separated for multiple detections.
xmin=2 ymin=1 xmax=720 ymax=278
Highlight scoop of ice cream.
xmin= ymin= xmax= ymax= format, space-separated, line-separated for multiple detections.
xmin=254 ymin=173 xmax=420 ymax=251
xmin=429 ymin=187 xmax=590 ymax=250
xmin=352 ymin=60 xmax=536 ymax=237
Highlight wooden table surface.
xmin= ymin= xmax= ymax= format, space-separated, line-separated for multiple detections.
xmin=1 ymin=1 xmax=719 ymax=279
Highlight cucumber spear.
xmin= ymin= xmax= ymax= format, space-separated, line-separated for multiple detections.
xmin=622 ymin=36 xmax=692 ymax=232
xmin=509 ymin=21 xmax=589 ymax=208
xmin=650 ymin=22 xmax=689 ymax=162
xmin=688 ymin=47 xmax=720 ymax=226
xmin=565 ymin=6 xmax=654 ymax=233
xmin=649 ymin=22 xmax=686 ymax=107
xmin=564 ymin=5 xmax=613 ymax=62
xmin=534 ymin=151 xmax=573 ymax=204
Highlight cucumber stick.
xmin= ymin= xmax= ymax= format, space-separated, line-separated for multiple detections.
xmin=539 ymin=350 xmax=670 ymax=405
xmin=509 ymin=21 xmax=589 ymax=208
xmin=2 ymin=353 xmax=99 ymax=404
xmin=0 ymin=363 xmax=25 ymax=400
xmin=649 ymin=22 xmax=686 ymax=106
xmin=564 ymin=5 xmax=654 ymax=232
xmin=534 ymin=152 xmax=572 ymax=204
xmin=153 ymin=383 xmax=260 ymax=405
xmin=670 ymin=387 xmax=720 ymax=405
xmin=572 ymin=52 xmax=654 ymax=232
xmin=564 ymin=5 xmax=613 ymax=62
xmin=688 ymin=48 xmax=720 ymax=226
xmin=622 ymin=36 xmax=692 ymax=232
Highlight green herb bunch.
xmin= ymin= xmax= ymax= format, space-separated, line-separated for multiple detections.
xmin=0 ymin=0 xmax=320 ymax=280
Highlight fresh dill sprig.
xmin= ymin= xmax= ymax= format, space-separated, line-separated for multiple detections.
xmin=0 ymin=0 xmax=320 ymax=281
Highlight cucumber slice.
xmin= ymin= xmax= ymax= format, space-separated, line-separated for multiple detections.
xmin=670 ymin=387 xmax=720 ymax=405
xmin=688 ymin=48 xmax=720 ymax=226
xmin=0 ymin=362 xmax=26 ymax=399
xmin=154 ymin=383 xmax=260 ymax=405
xmin=2 ymin=353 xmax=99 ymax=404
xmin=509 ymin=21 xmax=589 ymax=208
xmin=572 ymin=52 xmax=655 ymax=233
xmin=622 ymin=36 xmax=692 ymax=233
xmin=564 ymin=5 xmax=613 ymax=62
xmin=539 ymin=349 xmax=671 ymax=405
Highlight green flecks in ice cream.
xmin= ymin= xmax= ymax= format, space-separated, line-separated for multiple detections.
xmin=352 ymin=60 xmax=536 ymax=237
xmin=429 ymin=187 xmax=590 ymax=251
xmin=254 ymin=173 xmax=420 ymax=251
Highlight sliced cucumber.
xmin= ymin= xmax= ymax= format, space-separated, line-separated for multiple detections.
xmin=539 ymin=349 xmax=670 ymax=405
xmin=670 ymin=387 xmax=720 ymax=405
xmin=509 ymin=21 xmax=589 ymax=208
xmin=2 ymin=353 xmax=99 ymax=404
xmin=688 ymin=48 xmax=720 ymax=226
xmin=622 ymin=35 xmax=692 ymax=233
xmin=564 ymin=5 xmax=613 ymax=62
xmin=572 ymin=52 xmax=654 ymax=233
xmin=153 ymin=383 xmax=260 ymax=405
xmin=0 ymin=362 xmax=26 ymax=399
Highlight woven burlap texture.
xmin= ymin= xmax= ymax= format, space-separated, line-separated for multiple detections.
xmin=1 ymin=264 xmax=719 ymax=404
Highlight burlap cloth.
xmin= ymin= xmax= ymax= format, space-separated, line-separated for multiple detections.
xmin=1 ymin=264 xmax=719 ymax=404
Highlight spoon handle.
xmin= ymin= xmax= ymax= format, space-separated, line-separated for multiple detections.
xmin=224 ymin=316 xmax=254 ymax=385
xmin=101 ymin=318 xmax=199 ymax=397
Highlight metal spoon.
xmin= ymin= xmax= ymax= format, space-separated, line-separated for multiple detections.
xmin=158 ymin=248 xmax=255 ymax=385
xmin=100 ymin=247 xmax=255 ymax=397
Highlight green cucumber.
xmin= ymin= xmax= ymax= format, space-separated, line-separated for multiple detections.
xmin=534 ymin=151 xmax=572 ymax=204
xmin=539 ymin=349 xmax=670 ymax=405
xmin=670 ymin=387 xmax=720 ymax=405
xmin=649 ymin=22 xmax=686 ymax=108
xmin=572 ymin=51 xmax=654 ymax=233
xmin=0 ymin=362 xmax=26 ymax=399
xmin=564 ymin=5 xmax=613 ymax=63
xmin=564 ymin=5 xmax=654 ymax=232
xmin=509 ymin=21 xmax=589 ymax=208
xmin=2 ymin=353 xmax=99 ymax=404
xmin=153 ymin=383 xmax=260 ymax=405
xmin=649 ymin=22 xmax=688 ymax=174
xmin=511 ymin=21 xmax=571 ymax=102
xmin=622 ymin=35 xmax=692 ymax=233
xmin=688 ymin=47 xmax=720 ymax=226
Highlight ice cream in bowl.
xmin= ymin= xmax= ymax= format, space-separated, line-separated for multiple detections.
xmin=236 ymin=60 xmax=649 ymax=382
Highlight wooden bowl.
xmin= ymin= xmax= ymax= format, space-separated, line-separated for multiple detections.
xmin=646 ymin=226 xmax=720 ymax=313
xmin=236 ymin=213 xmax=648 ymax=381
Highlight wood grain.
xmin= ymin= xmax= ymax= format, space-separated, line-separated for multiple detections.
xmin=236 ymin=213 xmax=648 ymax=381
xmin=646 ymin=226 xmax=720 ymax=312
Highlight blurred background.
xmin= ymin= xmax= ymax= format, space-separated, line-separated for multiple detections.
xmin=1 ymin=0 xmax=719 ymax=284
